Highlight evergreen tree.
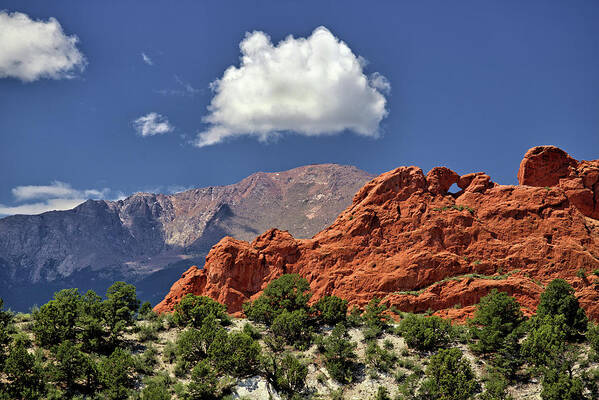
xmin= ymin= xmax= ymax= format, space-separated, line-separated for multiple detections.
xmin=208 ymin=330 xmax=261 ymax=377
xmin=491 ymin=331 xmax=524 ymax=380
xmin=50 ymin=340 xmax=87 ymax=392
xmin=314 ymin=295 xmax=348 ymax=326
xmin=320 ymin=323 xmax=357 ymax=383
xmin=362 ymin=297 xmax=389 ymax=337
xmin=184 ymin=360 xmax=218 ymax=400
xmin=0 ymin=298 xmax=13 ymax=372
xmin=243 ymin=274 xmax=311 ymax=324
xmin=175 ymin=328 xmax=209 ymax=371
xmin=103 ymin=282 xmax=140 ymax=345
xmin=78 ymin=290 xmax=105 ymax=352
xmin=586 ymin=322 xmax=599 ymax=355
xmin=536 ymin=279 xmax=587 ymax=340
xmin=98 ymin=347 xmax=135 ymax=400
xmin=521 ymin=314 xmax=567 ymax=369
xmin=398 ymin=313 xmax=452 ymax=352
xmin=271 ymin=309 xmax=312 ymax=348
xmin=469 ymin=289 xmax=524 ymax=353
xmin=32 ymin=288 xmax=81 ymax=346
xmin=419 ymin=348 xmax=479 ymax=400
xmin=541 ymin=368 xmax=586 ymax=400
xmin=172 ymin=294 xmax=229 ymax=328
xmin=4 ymin=339 xmax=45 ymax=399
xmin=274 ymin=353 xmax=308 ymax=394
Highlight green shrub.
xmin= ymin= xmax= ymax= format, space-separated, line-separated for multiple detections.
xmin=396 ymin=372 xmax=420 ymax=400
xmin=541 ymin=368 xmax=585 ymax=400
xmin=397 ymin=356 xmax=421 ymax=373
xmin=320 ymin=323 xmax=357 ymax=383
xmin=163 ymin=340 xmax=177 ymax=364
xmin=172 ymin=294 xmax=229 ymax=328
xmin=365 ymin=341 xmax=397 ymax=373
xmin=138 ymin=320 xmax=160 ymax=342
xmin=136 ymin=344 xmax=159 ymax=374
xmin=208 ymin=331 xmax=261 ymax=377
xmin=347 ymin=305 xmax=363 ymax=327
xmin=176 ymin=328 xmax=209 ymax=368
xmin=139 ymin=373 xmax=173 ymax=400
xmin=587 ymin=322 xmax=599 ymax=355
xmin=362 ymin=298 xmax=389 ymax=336
xmin=490 ymin=331 xmax=524 ymax=380
xmin=372 ymin=386 xmax=391 ymax=400
xmin=398 ymin=313 xmax=452 ymax=352
xmin=242 ymin=322 xmax=262 ymax=339
xmin=521 ymin=314 xmax=567 ymax=369
xmin=479 ymin=371 xmax=512 ymax=400
xmin=138 ymin=301 xmax=156 ymax=320
xmin=184 ymin=360 xmax=218 ymax=400
xmin=103 ymin=282 xmax=140 ymax=344
xmin=536 ymin=279 xmax=587 ymax=339
xmin=50 ymin=340 xmax=88 ymax=391
xmin=271 ymin=309 xmax=312 ymax=348
xmin=581 ymin=368 xmax=599 ymax=399
xmin=243 ymin=274 xmax=311 ymax=324
xmin=314 ymin=295 xmax=348 ymax=326
xmin=469 ymin=289 xmax=524 ymax=354
xmin=0 ymin=298 xmax=14 ymax=371
xmin=275 ymin=353 xmax=308 ymax=394
xmin=98 ymin=347 xmax=135 ymax=400
xmin=329 ymin=389 xmax=344 ymax=400
xmin=419 ymin=348 xmax=479 ymax=400
xmin=4 ymin=339 xmax=46 ymax=399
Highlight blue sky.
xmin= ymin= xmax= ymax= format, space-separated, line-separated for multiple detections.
xmin=1 ymin=0 xmax=598 ymax=215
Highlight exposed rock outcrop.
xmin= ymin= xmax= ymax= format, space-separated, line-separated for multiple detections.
xmin=155 ymin=146 xmax=599 ymax=321
xmin=518 ymin=145 xmax=599 ymax=219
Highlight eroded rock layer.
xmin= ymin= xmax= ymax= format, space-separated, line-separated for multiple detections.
xmin=156 ymin=146 xmax=599 ymax=321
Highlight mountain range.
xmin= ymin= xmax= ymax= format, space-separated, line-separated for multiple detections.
xmin=0 ymin=164 xmax=373 ymax=311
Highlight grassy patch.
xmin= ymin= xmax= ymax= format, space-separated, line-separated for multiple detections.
xmin=394 ymin=271 xmax=514 ymax=297
xmin=432 ymin=204 xmax=475 ymax=215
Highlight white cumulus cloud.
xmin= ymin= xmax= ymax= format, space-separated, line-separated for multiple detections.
xmin=0 ymin=11 xmax=86 ymax=82
xmin=195 ymin=26 xmax=389 ymax=147
xmin=0 ymin=181 xmax=115 ymax=216
xmin=133 ymin=112 xmax=174 ymax=137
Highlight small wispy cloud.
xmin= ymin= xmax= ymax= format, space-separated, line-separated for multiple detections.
xmin=0 ymin=181 xmax=118 ymax=216
xmin=12 ymin=181 xmax=108 ymax=201
xmin=141 ymin=52 xmax=153 ymax=66
xmin=156 ymin=75 xmax=200 ymax=96
xmin=133 ymin=112 xmax=174 ymax=137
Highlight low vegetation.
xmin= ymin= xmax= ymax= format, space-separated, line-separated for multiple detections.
xmin=0 ymin=275 xmax=598 ymax=399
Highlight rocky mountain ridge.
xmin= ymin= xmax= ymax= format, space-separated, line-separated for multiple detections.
xmin=155 ymin=146 xmax=599 ymax=321
xmin=0 ymin=164 xmax=373 ymax=310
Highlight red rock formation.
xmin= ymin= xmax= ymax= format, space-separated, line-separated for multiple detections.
xmin=518 ymin=145 xmax=599 ymax=219
xmin=155 ymin=146 xmax=599 ymax=321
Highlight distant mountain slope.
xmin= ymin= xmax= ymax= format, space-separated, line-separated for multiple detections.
xmin=0 ymin=164 xmax=373 ymax=310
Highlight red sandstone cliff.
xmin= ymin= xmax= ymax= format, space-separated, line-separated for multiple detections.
xmin=155 ymin=146 xmax=599 ymax=321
